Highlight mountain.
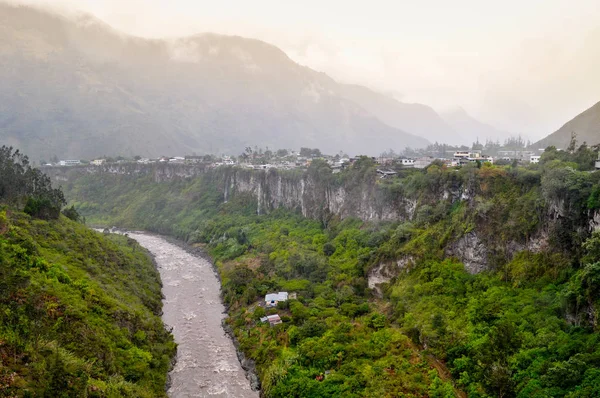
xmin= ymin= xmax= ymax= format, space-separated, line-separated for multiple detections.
xmin=0 ymin=4 xmax=429 ymax=160
xmin=535 ymin=101 xmax=600 ymax=149
xmin=338 ymin=84 xmax=459 ymax=145
xmin=440 ymin=107 xmax=513 ymax=145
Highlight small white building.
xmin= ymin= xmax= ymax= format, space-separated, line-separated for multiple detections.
xmin=454 ymin=151 xmax=470 ymax=159
xmin=400 ymin=158 xmax=415 ymax=167
xmin=442 ymin=159 xmax=460 ymax=167
xmin=595 ymin=153 xmax=600 ymax=170
xmin=91 ymin=159 xmax=106 ymax=166
xmin=530 ymin=155 xmax=541 ymax=164
xmin=58 ymin=160 xmax=81 ymax=166
xmin=468 ymin=156 xmax=494 ymax=164
xmin=265 ymin=292 xmax=288 ymax=307
xmin=260 ymin=314 xmax=283 ymax=326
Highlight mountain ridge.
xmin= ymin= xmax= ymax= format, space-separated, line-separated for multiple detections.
xmin=535 ymin=100 xmax=600 ymax=149
xmin=0 ymin=3 xmax=432 ymax=160
xmin=337 ymin=84 xmax=460 ymax=145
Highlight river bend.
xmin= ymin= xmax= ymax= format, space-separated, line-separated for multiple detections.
xmin=129 ymin=233 xmax=258 ymax=398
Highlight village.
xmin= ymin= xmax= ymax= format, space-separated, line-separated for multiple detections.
xmin=47 ymin=141 xmax=600 ymax=172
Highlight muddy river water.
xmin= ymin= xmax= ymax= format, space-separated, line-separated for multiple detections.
xmin=128 ymin=233 xmax=258 ymax=398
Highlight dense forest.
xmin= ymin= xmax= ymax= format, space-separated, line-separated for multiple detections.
xmin=60 ymin=142 xmax=600 ymax=397
xmin=0 ymin=146 xmax=176 ymax=397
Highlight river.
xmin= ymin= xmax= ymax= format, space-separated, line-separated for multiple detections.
xmin=128 ymin=232 xmax=259 ymax=398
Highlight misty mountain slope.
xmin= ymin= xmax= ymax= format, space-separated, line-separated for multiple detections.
xmin=535 ymin=101 xmax=600 ymax=149
xmin=440 ymin=107 xmax=513 ymax=145
xmin=0 ymin=4 xmax=429 ymax=160
xmin=338 ymin=84 xmax=458 ymax=145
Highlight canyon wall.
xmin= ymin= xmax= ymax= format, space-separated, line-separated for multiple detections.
xmin=45 ymin=163 xmax=599 ymax=275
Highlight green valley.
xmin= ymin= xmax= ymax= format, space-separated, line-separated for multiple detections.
xmin=55 ymin=142 xmax=600 ymax=397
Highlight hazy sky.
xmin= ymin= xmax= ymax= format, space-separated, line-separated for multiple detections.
xmin=14 ymin=0 xmax=600 ymax=140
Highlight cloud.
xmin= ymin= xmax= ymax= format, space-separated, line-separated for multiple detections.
xmin=6 ymin=0 xmax=600 ymax=138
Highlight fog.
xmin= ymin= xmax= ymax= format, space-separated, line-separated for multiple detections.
xmin=12 ymin=0 xmax=600 ymax=140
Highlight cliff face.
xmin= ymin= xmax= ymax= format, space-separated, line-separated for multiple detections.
xmin=50 ymin=163 xmax=599 ymax=276
xmin=219 ymin=168 xmax=413 ymax=221
xmin=47 ymin=164 xmax=415 ymax=221
xmin=49 ymin=162 xmax=597 ymax=229
xmin=43 ymin=162 xmax=209 ymax=183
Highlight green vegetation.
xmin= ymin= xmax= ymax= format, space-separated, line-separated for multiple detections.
xmin=0 ymin=148 xmax=175 ymax=397
xmin=0 ymin=146 xmax=65 ymax=220
xmin=61 ymin=144 xmax=600 ymax=397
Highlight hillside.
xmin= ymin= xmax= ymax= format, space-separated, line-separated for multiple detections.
xmin=0 ymin=3 xmax=429 ymax=161
xmin=535 ymin=101 xmax=600 ymax=149
xmin=0 ymin=146 xmax=176 ymax=396
xmin=0 ymin=212 xmax=176 ymax=397
xmin=440 ymin=107 xmax=513 ymax=145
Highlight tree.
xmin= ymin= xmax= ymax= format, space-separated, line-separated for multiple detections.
xmin=62 ymin=205 xmax=81 ymax=222
xmin=568 ymin=131 xmax=578 ymax=153
xmin=300 ymin=148 xmax=322 ymax=158
xmin=0 ymin=146 xmax=66 ymax=219
xmin=226 ymin=265 xmax=255 ymax=296
xmin=472 ymin=139 xmax=484 ymax=151
xmin=276 ymin=149 xmax=289 ymax=157
xmin=476 ymin=320 xmax=520 ymax=397
xmin=323 ymin=242 xmax=336 ymax=256
xmin=380 ymin=148 xmax=398 ymax=158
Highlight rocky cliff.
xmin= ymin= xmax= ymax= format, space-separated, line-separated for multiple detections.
xmin=43 ymin=162 xmax=209 ymax=182
xmin=50 ymin=162 xmax=599 ymax=276
xmin=46 ymin=163 xmax=415 ymax=221
xmin=217 ymin=168 xmax=413 ymax=221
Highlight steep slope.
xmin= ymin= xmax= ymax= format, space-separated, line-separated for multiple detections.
xmin=338 ymin=84 xmax=457 ymax=144
xmin=440 ymin=107 xmax=513 ymax=144
xmin=0 ymin=145 xmax=175 ymax=396
xmin=0 ymin=211 xmax=176 ymax=396
xmin=0 ymin=4 xmax=428 ymax=160
xmin=535 ymin=101 xmax=600 ymax=149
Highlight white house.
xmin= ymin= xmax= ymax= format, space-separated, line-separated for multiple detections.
xmin=468 ymin=156 xmax=494 ymax=164
xmin=595 ymin=153 xmax=600 ymax=170
xmin=265 ymin=292 xmax=289 ymax=307
xmin=453 ymin=151 xmax=470 ymax=159
xmin=530 ymin=155 xmax=541 ymax=164
xmin=400 ymin=158 xmax=415 ymax=167
xmin=91 ymin=159 xmax=105 ymax=166
xmin=58 ymin=160 xmax=81 ymax=166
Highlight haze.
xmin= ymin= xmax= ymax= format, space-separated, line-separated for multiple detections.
xmin=13 ymin=0 xmax=600 ymax=140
